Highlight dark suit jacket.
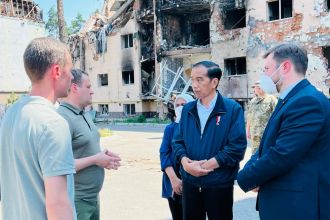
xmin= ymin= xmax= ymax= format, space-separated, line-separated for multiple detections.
xmin=237 ymin=79 xmax=330 ymax=220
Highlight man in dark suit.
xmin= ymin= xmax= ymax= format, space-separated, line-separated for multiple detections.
xmin=237 ymin=44 xmax=330 ymax=220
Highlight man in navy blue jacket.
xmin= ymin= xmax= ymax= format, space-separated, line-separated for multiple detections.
xmin=173 ymin=61 xmax=247 ymax=220
xmin=237 ymin=44 xmax=330 ymax=220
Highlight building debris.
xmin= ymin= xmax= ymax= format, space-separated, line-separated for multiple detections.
xmin=0 ymin=0 xmax=43 ymax=22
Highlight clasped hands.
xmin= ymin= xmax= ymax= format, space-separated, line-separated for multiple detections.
xmin=181 ymin=157 xmax=219 ymax=177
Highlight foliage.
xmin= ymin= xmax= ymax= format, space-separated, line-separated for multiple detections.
xmin=67 ymin=13 xmax=85 ymax=36
xmin=137 ymin=114 xmax=146 ymax=123
xmin=147 ymin=115 xmax=171 ymax=124
xmin=45 ymin=7 xmax=85 ymax=38
xmin=120 ymin=115 xmax=170 ymax=124
xmin=45 ymin=6 xmax=60 ymax=39
xmin=6 ymin=92 xmax=19 ymax=106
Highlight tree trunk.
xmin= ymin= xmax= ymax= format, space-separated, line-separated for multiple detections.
xmin=57 ymin=0 xmax=67 ymax=42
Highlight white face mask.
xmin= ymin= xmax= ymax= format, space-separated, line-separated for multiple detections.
xmin=259 ymin=64 xmax=283 ymax=94
xmin=175 ymin=106 xmax=183 ymax=123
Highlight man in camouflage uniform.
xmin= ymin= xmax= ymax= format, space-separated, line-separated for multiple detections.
xmin=247 ymin=81 xmax=277 ymax=154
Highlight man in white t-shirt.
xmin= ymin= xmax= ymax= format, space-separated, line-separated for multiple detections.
xmin=0 ymin=37 xmax=76 ymax=220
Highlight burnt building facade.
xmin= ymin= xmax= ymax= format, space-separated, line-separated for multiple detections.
xmin=72 ymin=0 xmax=330 ymax=118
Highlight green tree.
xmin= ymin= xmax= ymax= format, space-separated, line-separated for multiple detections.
xmin=67 ymin=13 xmax=85 ymax=35
xmin=45 ymin=6 xmax=59 ymax=38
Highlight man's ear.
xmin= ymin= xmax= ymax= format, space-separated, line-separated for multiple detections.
xmin=71 ymin=83 xmax=78 ymax=93
xmin=283 ymin=60 xmax=292 ymax=74
xmin=50 ymin=64 xmax=61 ymax=79
xmin=212 ymin=78 xmax=219 ymax=89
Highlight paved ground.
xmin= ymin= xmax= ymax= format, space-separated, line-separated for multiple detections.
xmin=0 ymin=124 xmax=259 ymax=220
xmin=99 ymin=124 xmax=259 ymax=220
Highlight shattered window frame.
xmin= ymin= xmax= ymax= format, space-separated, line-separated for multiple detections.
xmin=122 ymin=34 xmax=134 ymax=49
xmin=224 ymin=8 xmax=246 ymax=30
xmin=267 ymin=0 xmax=292 ymax=21
xmin=123 ymin=104 xmax=136 ymax=116
xmin=122 ymin=71 xmax=135 ymax=85
xmin=98 ymin=104 xmax=109 ymax=116
xmin=98 ymin=73 xmax=109 ymax=86
xmin=224 ymin=57 xmax=247 ymax=76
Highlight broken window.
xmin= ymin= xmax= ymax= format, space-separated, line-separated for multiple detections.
xmin=141 ymin=60 xmax=155 ymax=94
xmin=323 ymin=46 xmax=330 ymax=69
xmin=98 ymin=74 xmax=108 ymax=86
xmin=98 ymin=104 xmax=109 ymax=116
xmin=161 ymin=10 xmax=210 ymax=49
xmin=124 ymin=104 xmax=136 ymax=116
xmin=140 ymin=23 xmax=154 ymax=60
xmin=191 ymin=20 xmax=210 ymax=45
xmin=268 ymin=0 xmax=292 ymax=21
xmin=122 ymin=34 xmax=133 ymax=48
xmin=122 ymin=71 xmax=134 ymax=85
xmin=224 ymin=8 xmax=246 ymax=29
xmin=327 ymin=0 xmax=330 ymax=10
xmin=224 ymin=57 xmax=247 ymax=76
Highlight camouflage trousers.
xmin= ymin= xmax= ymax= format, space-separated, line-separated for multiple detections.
xmin=251 ymin=136 xmax=262 ymax=154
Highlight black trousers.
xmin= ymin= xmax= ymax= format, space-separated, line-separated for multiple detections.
xmin=182 ymin=181 xmax=233 ymax=220
xmin=168 ymin=194 xmax=183 ymax=220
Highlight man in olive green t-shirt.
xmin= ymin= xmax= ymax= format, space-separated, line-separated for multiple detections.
xmin=58 ymin=69 xmax=121 ymax=220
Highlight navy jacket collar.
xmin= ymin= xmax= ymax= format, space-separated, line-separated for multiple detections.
xmin=282 ymin=79 xmax=310 ymax=103
xmin=188 ymin=91 xmax=227 ymax=119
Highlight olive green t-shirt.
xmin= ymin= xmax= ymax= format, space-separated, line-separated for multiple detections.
xmin=58 ymin=102 xmax=104 ymax=200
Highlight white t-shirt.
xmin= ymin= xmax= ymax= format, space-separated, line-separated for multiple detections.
xmin=0 ymin=96 xmax=76 ymax=220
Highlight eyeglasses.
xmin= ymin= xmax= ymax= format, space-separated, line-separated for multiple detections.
xmin=175 ymin=103 xmax=185 ymax=107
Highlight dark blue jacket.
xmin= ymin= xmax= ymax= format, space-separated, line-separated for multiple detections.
xmin=159 ymin=122 xmax=179 ymax=198
xmin=173 ymin=93 xmax=247 ymax=188
xmin=237 ymin=80 xmax=330 ymax=220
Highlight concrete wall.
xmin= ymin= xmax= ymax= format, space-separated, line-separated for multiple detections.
xmin=210 ymin=0 xmax=330 ymax=99
xmin=0 ymin=16 xmax=45 ymax=103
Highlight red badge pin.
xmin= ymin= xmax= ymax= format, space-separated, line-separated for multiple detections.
xmin=216 ymin=116 xmax=221 ymax=125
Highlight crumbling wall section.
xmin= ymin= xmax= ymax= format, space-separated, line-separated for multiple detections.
xmin=0 ymin=0 xmax=43 ymax=22
xmin=0 ymin=16 xmax=45 ymax=98
xmin=211 ymin=0 xmax=330 ymax=98
xmin=247 ymin=0 xmax=330 ymax=93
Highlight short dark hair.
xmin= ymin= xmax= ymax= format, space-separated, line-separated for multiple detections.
xmin=23 ymin=37 xmax=69 ymax=82
xmin=71 ymin=69 xmax=88 ymax=86
xmin=263 ymin=44 xmax=308 ymax=75
xmin=192 ymin=61 xmax=222 ymax=81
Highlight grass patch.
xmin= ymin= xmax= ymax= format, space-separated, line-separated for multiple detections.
xmin=98 ymin=128 xmax=112 ymax=137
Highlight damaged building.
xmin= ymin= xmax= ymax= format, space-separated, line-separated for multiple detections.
xmin=70 ymin=0 xmax=158 ymax=118
xmin=211 ymin=0 xmax=330 ymax=107
xmin=71 ymin=0 xmax=330 ymax=118
xmin=0 ymin=0 xmax=45 ymax=104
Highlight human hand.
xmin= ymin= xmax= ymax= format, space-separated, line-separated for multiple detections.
xmin=95 ymin=150 xmax=121 ymax=170
xmin=170 ymin=176 xmax=182 ymax=195
xmin=200 ymin=158 xmax=219 ymax=170
xmin=181 ymin=157 xmax=212 ymax=177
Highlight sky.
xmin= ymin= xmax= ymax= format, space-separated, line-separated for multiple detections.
xmin=34 ymin=0 xmax=104 ymax=24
